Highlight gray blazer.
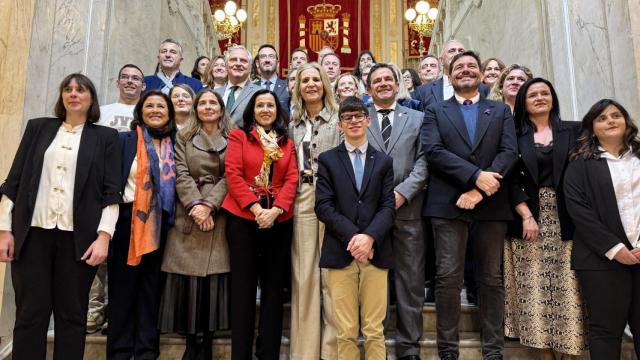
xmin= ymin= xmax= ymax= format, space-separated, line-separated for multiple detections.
xmin=215 ymin=81 xmax=261 ymax=126
xmin=368 ymin=103 xmax=428 ymax=220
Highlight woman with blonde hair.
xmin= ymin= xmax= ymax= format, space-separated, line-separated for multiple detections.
xmin=289 ymin=62 xmax=341 ymax=360
xmin=201 ymin=55 xmax=227 ymax=90
xmin=488 ymin=64 xmax=533 ymax=112
xmin=169 ymin=83 xmax=196 ymax=130
xmin=333 ymin=73 xmax=362 ymax=103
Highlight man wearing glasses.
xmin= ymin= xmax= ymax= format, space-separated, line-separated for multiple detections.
xmin=255 ymin=44 xmax=290 ymax=114
xmin=315 ymin=96 xmax=395 ymax=358
xmin=366 ymin=63 xmax=428 ymax=360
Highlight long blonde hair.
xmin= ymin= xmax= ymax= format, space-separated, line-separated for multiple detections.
xmin=488 ymin=64 xmax=533 ymax=102
xmin=290 ymin=62 xmax=338 ymax=123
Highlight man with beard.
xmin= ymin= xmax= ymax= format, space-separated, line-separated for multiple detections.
xmin=420 ymin=50 xmax=517 ymax=360
xmin=415 ymin=40 xmax=489 ymax=107
xmin=144 ymin=38 xmax=203 ymax=94
xmin=255 ymin=44 xmax=290 ymax=114
xmin=215 ymin=45 xmax=260 ymax=126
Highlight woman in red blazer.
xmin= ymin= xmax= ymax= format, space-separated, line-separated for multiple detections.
xmin=222 ymin=89 xmax=298 ymax=359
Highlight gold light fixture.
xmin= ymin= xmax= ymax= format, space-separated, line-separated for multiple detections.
xmin=404 ymin=1 xmax=438 ymax=55
xmin=212 ymin=1 xmax=247 ymax=46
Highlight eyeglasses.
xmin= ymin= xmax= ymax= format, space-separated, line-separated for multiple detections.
xmin=119 ymin=75 xmax=143 ymax=83
xmin=339 ymin=113 xmax=367 ymax=122
xmin=259 ymin=54 xmax=277 ymax=60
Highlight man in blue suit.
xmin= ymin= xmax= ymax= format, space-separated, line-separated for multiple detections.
xmin=421 ymin=51 xmax=517 ymax=360
xmin=415 ymin=40 xmax=489 ymax=108
xmin=254 ymin=44 xmax=290 ymax=114
xmin=315 ymin=96 xmax=396 ymax=359
xmin=143 ymin=38 xmax=203 ymax=95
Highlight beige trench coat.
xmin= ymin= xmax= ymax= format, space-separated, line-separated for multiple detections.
xmin=161 ymin=129 xmax=230 ymax=276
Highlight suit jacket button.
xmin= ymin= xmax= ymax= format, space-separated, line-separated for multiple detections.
xmin=358 ymin=200 xmax=362 ymax=204
xmin=470 ymin=155 xmax=477 ymax=161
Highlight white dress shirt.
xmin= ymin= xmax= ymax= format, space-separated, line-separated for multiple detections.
xmin=222 ymin=78 xmax=249 ymax=106
xmin=602 ymin=148 xmax=640 ymax=260
xmin=443 ymin=75 xmax=454 ymax=100
xmin=374 ymin=103 xmax=396 ymax=129
xmin=0 ymin=122 xmax=118 ymax=237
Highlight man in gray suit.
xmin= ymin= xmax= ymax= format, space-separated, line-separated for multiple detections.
xmin=366 ymin=63 xmax=428 ymax=360
xmin=215 ymin=45 xmax=260 ymax=126
xmin=254 ymin=44 xmax=290 ymax=114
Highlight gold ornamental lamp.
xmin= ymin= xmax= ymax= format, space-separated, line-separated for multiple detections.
xmin=404 ymin=1 xmax=438 ymax=55
xmin=213 ymin=1 xmax=247 ymax=46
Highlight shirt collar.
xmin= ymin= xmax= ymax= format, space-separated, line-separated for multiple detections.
xmin=295 ymin=107 xmax=334 ymax=126
xmin=599 ymin=146 xmax=634 ymax=160
xmin=61 ymin=122 xmax=85 ymax=133
xmin=454 ymin=92 xmax=480 ymax=105
xmin=373 ymin=102 xmax=396 ymax=113
xmin=345 ymin=140 xmax=368 ymax=154
xmin=228 ymin=78 xmax=249 ymax=88
xmin=261 ymin=74 xmax=278 ymax=85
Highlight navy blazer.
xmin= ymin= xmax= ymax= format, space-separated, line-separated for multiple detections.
xmin=0 ymin=118 xmax=121 ymax=260
xmin=315 ymin=142 xmax=396 ymax=269
xmin=421 ymin=97 xmax=517 ymax=220
xmin=143 ymin=72 xmax=204 ymax=94
xmin=564 ymin=156 xmax=637 ymax=271
xmin=415 ymin=78 xmax=490 ymax=109
xmin=254 ymin=77 xmax=290 ymax=115
xmin=507 ymin=120 xmax=579 ymax=240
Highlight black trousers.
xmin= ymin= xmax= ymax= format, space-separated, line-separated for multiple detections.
xmin=107 ymin=204 xmax=167 ymax=360
xmin=12 ymin=227 xmax=97 ymax=360
xmin=430 ymin=217 xmax=506 ymax=359
xmin=577 ymin=266 xmax=640 ymax=359
xmin=226 ymin=213 xmax=292 ymax=360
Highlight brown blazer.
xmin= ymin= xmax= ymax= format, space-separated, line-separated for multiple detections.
xmin=161 ymin=129 xmax=230 ymax=276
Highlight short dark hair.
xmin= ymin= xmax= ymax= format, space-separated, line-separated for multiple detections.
xmin=366 ymin=63 xmax=398 ymax=89
xmin=257 ymin=44 xmax=278 ymax=59
xmin=448 ymin=50 xmax=481 ymax=75
xmin=118 ymin=64 xmax=144 ymax=79
xmin=190 ymin=56 xmax=209 ymax=78
xmin=131 ymin=90 xmax=176 ymax=134
xmin=339 ymin=96 xmax=368 ymax=117
xmin=241 ymin=89 xmax=289 ymax=144
xmin=402 ymin=68 xmax=421 ymax=89
xmin=54 ymin=73 xmax=101 ymax=123
xmin=513 ymin=78 xmax=561 ymax=134
xmin=353 ymin=50 xmax=377 ymax=77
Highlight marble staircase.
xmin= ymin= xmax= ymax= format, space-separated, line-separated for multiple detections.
xmin=43 ymin=304 xmax=637 ymax=359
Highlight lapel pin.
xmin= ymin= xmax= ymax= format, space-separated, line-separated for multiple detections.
xmin=484 ymin=109 xmax=491 ymax=115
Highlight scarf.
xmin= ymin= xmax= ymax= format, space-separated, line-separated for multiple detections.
xmin=156 ymin=71 xmax=175 ymax=95
xmin=252 ymin=126 xmax=284 ymax=204
xmin=127 ymin=125 xmax=176 ymax=266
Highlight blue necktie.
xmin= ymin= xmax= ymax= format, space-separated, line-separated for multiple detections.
xmin=264 ymin=80 xmax=272 ymax=91
xmin=353 ymin=148 xmax=363 ymax=191
xmin=462 ymin=99 xmax=475 ymax=142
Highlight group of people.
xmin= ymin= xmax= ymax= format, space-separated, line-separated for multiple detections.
xmin=0 ymin=36 xmax=638 ymax=360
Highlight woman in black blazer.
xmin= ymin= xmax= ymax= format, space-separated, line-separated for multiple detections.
xmin=0 ymin=73 xmax=121 ymax=359
xmin=503 ymin=78 xmax=586 ymax=358
xmin=107 ymin=90 xmax=177 ymax=360
xmin=564 ymin=98 xmax=640 ymax=359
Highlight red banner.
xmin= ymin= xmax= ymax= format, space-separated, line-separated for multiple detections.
xmin=210 ymin=0 xmax=243 ymax=54
xmin=278 ymin=0 xmax=370 ymax=76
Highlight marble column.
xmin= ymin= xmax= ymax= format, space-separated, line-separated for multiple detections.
xmin=0 ymin=0 xmax=37 ymax=354
xmin=431 ymin=0 xmax=640 ymax=121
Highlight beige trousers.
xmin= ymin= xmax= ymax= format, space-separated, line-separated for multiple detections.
xmin=87 ymin=262 xmax=107 ymax=317
xmin=326 ymin=260 xmax=388 ymax=360
xmin=290 ymin=183 xmax=337 ymax=360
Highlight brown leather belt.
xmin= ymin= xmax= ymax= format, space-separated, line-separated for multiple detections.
xmin=300 ymin=173 xmax=314 ymax=184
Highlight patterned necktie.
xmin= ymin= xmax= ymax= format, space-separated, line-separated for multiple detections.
xmin=226 ymin=85 xmax=239 ymax=110
xmin=378 ymin=109 xmax=392 ymax=149
xmin=353 ymin=148 xmax=363 ymax=191
xmin=264 ymin=80 xmax=272 ymax=91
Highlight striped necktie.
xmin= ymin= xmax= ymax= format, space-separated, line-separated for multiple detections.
xmin=378 ymin=109 xmax=392 ymax=149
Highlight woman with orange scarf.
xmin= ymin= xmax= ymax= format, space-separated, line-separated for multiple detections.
xmin=107 ymin=90 xmax=177 ymax=360
xmin=222 ymin=89 xmax=298 ymax=359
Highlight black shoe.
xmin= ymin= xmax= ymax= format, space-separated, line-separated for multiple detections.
xmin=439 ymin=353 xmax=458 ymax=360
xmin=425 ymin=286 xmax=435 ymax=303
xmin=399 ymin=356 xmax=421 ymax=360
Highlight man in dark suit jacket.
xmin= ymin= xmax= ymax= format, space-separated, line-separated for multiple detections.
xmin=315 ymin=96 xmax=395 ymax=358
xmin=254 ymin=44 xmax=290 ymax=114
xmin=414 ymin=39 xmax=489 ymax=109
xmin=366 ymin=64 xmax=427 ymax=360
xmin=420 ymin=51 xmax=517 ymax=360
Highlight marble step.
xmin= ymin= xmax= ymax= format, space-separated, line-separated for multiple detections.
xmin=49 ymin=331 xmax=637 ymax=359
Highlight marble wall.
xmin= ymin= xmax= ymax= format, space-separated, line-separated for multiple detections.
xmin=432 ymin=0 xmax=640 ymax=121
